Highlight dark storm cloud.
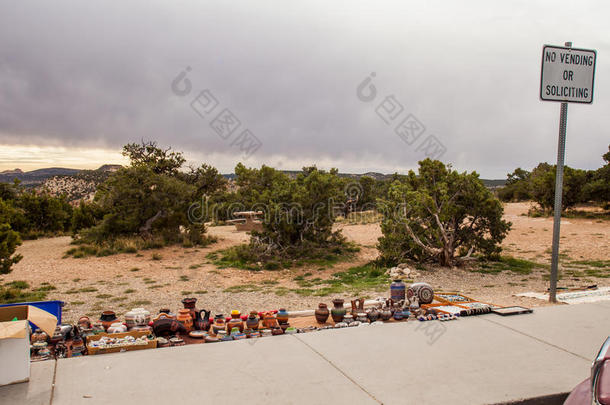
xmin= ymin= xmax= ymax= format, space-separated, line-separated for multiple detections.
xmin=1 ymin=0 xmax=609 ymax=176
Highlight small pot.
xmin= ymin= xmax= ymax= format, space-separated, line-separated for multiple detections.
xmin=315 ymin=303 xmax=330 ymax=324
xmin=99 ymin=311 xmax=118 ymax=331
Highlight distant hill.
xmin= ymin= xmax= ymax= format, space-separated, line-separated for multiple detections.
xmin=0 ymin=165 xmax=122 ymax=185
xmin=0 ymin=167 xmax=81 ymax=185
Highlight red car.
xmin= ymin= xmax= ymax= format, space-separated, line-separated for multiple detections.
xmin=564 ymin=337 xmax=610 ymax=405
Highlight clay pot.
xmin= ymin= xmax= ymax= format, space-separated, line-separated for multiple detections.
xmin=194 ymin=309 xmax=211 ymax=331
xmin=276 ymin=308 xmax=289 ymax=325
xmin=331 ymin=299 xmax=346 ymax=323
xmin=262 ymin=312 xmax=278 ymax=329
xmin=246 ymin=311 xmax=260 ymax=330
xmin=107 ymin=322 xmax=127 ymax=333
xmin=350 ymin=299 xmax=365 ymax=316
xmin=181 ymin=297 xmax=198 ymax=321
xmin=177 ymin=309 xmax=193 ymax=332
xmin=314 ymin=303 xmax=330 ymax=324
xmin=367 ymin=308 xmax=380 ymax=323
xmin=31 ymin=329 xmax=48 ymax=343
xmin=212 ymin=314 xmax=226 ymax=334
xmin=125 ymin=308 xmax=151 ymax=329
xmin=153 ymin=318 xmax=187 ymax=337
xmin=380 ymin=308 xmax=392 ymax=321
xmin=227 ymin=310 xmax=243 ymax=333
xmin=77 ymin=316 xmax=92 ymax=330
xmin=99 ymin=311 xmax=118 ymax=331
xmin=407 ymin=282 xmax=434 ymax=305
xmin=393 ymin=311 xmax=403 ymax=321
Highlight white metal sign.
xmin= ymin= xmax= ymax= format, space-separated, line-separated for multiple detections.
xmin=540 ymin=45 xmax=596 ymax=103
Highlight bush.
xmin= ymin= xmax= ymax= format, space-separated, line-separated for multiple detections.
xmin=0 ymin=223 xmax=22 ymax=274
xmin=377 ymin=159 xmax=511 ymax=266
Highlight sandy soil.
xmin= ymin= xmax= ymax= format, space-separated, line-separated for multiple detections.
xmin=2 ymin=203 xmax=608 ymax=322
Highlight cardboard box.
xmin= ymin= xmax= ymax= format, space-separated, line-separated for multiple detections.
xmin=87 ymin=330 xmax=157 ymax=355
xmin=0 ymin=305 xmax=57 ymax=386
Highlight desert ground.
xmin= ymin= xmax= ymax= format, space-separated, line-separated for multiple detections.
xmin=2 ymin=202 xmax=609 ymax=322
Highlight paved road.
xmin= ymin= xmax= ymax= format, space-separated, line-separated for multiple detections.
xmin=3 ymin=301 xmax=609 ymax=405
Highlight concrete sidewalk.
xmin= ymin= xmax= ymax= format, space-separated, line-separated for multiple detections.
xmin=3 ymin=302 xmax=609 ymax=405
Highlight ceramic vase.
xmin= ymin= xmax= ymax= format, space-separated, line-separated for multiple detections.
xmin=194 ymin=309 xmax=211 ymax=331
xmin=331 ymin=299 xmax=346 ymax=323
xmin=314 ymin=303 xmax=330 ymax=324
xmin=350 ymin=299 xmax=365 ymax=316
xmin=246 ymin=311 xmax=260 ymax=330
xmin=276 ymin=308 xmax=289 ymax=325
xmin=177 ymin=308 xmax=193 ymax=332
xmin=181 ymin=297 xmax=198 ymax=321
xmin=390 ymin=279 xmax=406 ymax=302
xmin=227 ymin=310 xmax=244 ymax=333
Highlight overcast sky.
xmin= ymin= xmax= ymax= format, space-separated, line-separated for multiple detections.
xmin=1 ymin=1 xmax=608 ymax=177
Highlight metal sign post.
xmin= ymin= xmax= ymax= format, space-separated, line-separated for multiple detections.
xmin=540 ymin=41 xmax=596 ymax=302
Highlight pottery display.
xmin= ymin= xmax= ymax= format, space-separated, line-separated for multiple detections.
xmin=227 ymin=310 xmax=244 ymax=333
xmin=276 ymin=308 xmax=289 ymax=324
xmin=380 ymin=308 xmax=392 ymax=321
xmin=177 ymin=309 xmax=194 ymax=332
xmin=391 ymin=279 xmax=406 ymax=302
xmin=393 ymin=310 xmax=403 ymax=321
xmin=99 ymin=311 xmax=118 ymax=331
xmin=314 ymin=303 xmax=330 ymax=324
xmin=407 ymin=282 xmax=434 ymax=304
xmin=246 ymin=311 xmax=260 ymax=330
xmin=331 ymin=299 xmax=346 ymax=323
xmin=343 ymin=314 xmax=354 ymax=324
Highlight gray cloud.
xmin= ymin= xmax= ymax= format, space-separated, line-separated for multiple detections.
xmin=1 ymin=0 xmax=609 ymax=177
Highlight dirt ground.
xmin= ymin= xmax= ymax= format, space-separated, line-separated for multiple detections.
xmin=2 ymin=202 xmax=608 ymax=322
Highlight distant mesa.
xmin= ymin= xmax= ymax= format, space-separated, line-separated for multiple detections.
xmin=0 ymin=168 xmax=24 ymax=175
